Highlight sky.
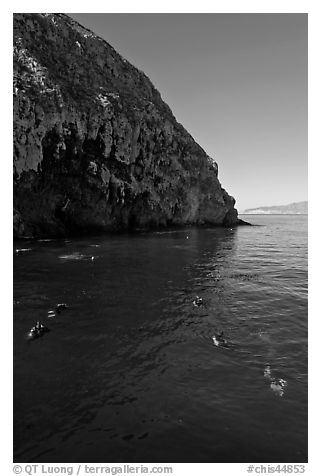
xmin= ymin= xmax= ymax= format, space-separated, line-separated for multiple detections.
xmin=69 ymin=13 xmax=307 ymax=212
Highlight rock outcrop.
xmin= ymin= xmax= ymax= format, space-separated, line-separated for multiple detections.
xmin=13 ymin=13 xmax=240 ymax=237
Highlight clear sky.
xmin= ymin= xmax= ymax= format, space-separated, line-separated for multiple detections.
xmin=70 ymin=13 xmax=307 ymax=212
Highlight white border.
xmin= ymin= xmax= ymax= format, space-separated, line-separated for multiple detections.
xmin=3 ymin=1 xmax=317 ymax=473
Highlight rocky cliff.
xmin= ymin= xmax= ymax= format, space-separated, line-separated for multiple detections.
xmin=13 ymin=13 xmax=240 ymax=238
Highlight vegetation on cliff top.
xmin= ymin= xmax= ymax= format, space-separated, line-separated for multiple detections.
xmin=13 ymin=13 xmax=239 ymax=237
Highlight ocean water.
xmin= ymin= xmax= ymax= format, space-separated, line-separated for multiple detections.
xmin=13 ymin=215 xmax=308 ymax=463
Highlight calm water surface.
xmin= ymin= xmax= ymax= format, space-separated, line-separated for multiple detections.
xmin=13 ymin=215 xmax=308 ymax=462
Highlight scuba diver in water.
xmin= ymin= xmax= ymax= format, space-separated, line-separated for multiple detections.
xmin=56 ymin=303 xmax=68 ymax=313
xmin=212 ymin=331 xmax=228 ymax=347
xmin=193 ymin=296 xmax=203 ymax=307
xmin=217 ymin=331 xmax=228 ymax=345
xmin=28 ymin=321 xmax=49 ymax=340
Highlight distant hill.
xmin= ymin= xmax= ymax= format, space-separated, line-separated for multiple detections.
xmin=243 ymin=201 xmax=308 ymax=215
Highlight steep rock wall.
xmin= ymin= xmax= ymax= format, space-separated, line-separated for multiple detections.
xmin=13 ymin=13 xmax=239 ymax=237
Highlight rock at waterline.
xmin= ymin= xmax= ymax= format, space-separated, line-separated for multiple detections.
xmin=13 ymin=13 xmax=242 ymax=238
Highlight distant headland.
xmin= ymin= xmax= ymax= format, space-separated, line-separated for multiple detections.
xmin=242 ymin=201 xmax=308 ymax=215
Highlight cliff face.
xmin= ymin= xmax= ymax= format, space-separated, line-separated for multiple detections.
xmin=13 ymin=13 xmax=239 ymax=237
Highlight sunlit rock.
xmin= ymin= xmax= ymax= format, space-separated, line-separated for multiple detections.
xmin=13 ymin=13 xmax=241 ymax=237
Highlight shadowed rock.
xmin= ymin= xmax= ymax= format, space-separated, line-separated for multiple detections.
xmin=13 ymin=13 xmax=243 ymax=237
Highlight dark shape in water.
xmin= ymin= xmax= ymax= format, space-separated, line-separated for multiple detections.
xmin=264 ymin=364 xmax=287 ymax=397
xmin=27 ymin=322 xmax=50 ymax=341
xmin=270 ymin=378 xmax=287 ymax=397
xmin=212 ymin=331 xmax=229 ymax=348
xmin=137 ymin=432 xmax=149 ymax=440
xmin=56 ymin=303 xmax=69 ymax=313
xmin=122 ymin=434 xmax=134 ymax=441
xmin=193 ymin=296 xmax=203 ymax=307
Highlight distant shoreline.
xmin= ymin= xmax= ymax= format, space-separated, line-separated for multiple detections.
xmin=239 ymin=213 xmax=308 ymax=216
xmin=241 ymin=201 xmax=308 ymax=216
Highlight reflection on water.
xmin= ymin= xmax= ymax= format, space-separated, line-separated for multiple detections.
xmin=14 ymin=216 xmax=308 ymax=462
